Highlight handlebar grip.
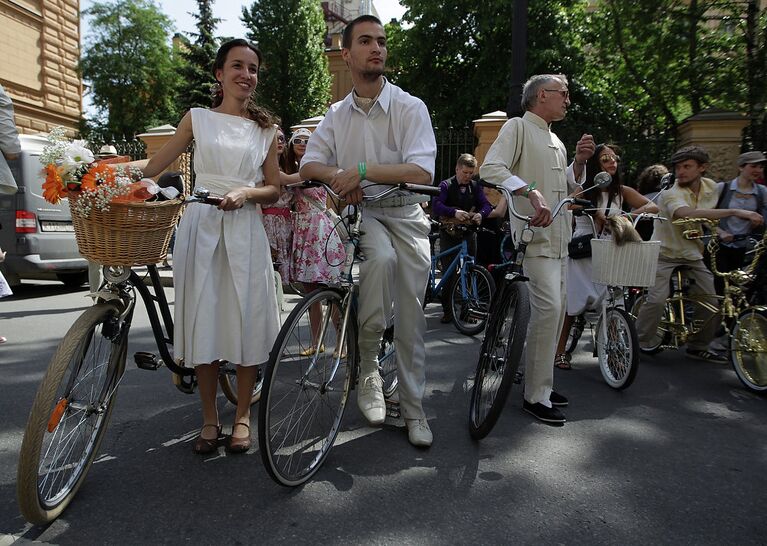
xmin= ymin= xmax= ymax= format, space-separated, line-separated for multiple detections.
xmin=203 ymin=196 xmax=224 ymax=206
xmin=398 ymin=182 xmax=440 ymax=196
xmin=573 ymin=199 xmax=592 ymax=208
xmin=476 ymin=178 xmax=496 ymax=189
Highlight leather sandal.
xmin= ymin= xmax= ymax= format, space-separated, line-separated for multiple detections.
xmin=193 ymin=424 xmax=222 ymax=455
xmin=226 ymin=422 xmax=251 ymax=454
xmin=554 ymin=353 xmax=572 ymax=370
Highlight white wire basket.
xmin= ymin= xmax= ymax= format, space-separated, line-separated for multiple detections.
xmin=591 ymin=239 xmax=661 ymax=287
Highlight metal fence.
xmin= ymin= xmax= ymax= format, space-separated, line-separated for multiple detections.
xmin=433 ymin=127 xmax=477 ymax=184
xmin=87 ymin=137 xmax=147 ymax=161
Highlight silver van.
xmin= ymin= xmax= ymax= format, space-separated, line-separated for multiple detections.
xmin=0 ymin=134 xmax=88 ymax=287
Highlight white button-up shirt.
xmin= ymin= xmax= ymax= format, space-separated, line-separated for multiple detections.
xmin=301 ymin=79 xmax=436 ymax=196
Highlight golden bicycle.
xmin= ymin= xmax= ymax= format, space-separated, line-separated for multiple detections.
xmin=631 ymin=217 xmax=767 ymax=392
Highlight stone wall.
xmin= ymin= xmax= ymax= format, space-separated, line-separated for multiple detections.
xmin=0 ymin=0 xmax=81 ymax=136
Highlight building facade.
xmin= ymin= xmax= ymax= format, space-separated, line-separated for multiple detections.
xmin=0 ymin=0 xmax=81 ymax=136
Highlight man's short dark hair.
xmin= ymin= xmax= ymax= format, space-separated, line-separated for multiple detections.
xmin=342 ymin=15 xmax=383 ymax=49
xmin=670 ymin=145 xmax=710 ymax=166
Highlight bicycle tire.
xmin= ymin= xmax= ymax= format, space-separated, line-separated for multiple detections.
xmin=17 ymin=303 xmax=127 ymax=524
xmin=730 ymin=308 xmax=767 ymax=392
xmin=450 ymin=264 xmax=495 ymax=336
xmin=219 ymin=368 xmax=262 ymax=406
xmin=468 ymin=281 xmax=530 ymax=440
xmin=596 ymin=307 xmax=639 ymax=389
xmin=378 ymin=323 xmax=398 ymax=399
xmin=565 ymin=314 xmax=586 ymax=354
xmin=258 ymin=288 xmax=355 ymax=486
xmin=631 ymin=295 xmax=673 ymax=354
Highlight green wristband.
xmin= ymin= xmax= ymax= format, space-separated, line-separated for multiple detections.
xmin=358 ymin=161 xmax=367 ymax=180
xmin=522 ymin=181 xmax=537 ymax=198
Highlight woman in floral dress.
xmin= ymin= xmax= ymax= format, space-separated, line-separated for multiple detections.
xmin=287 ymin=128 xmax=346 ymax=354
xmin=262 ymin=126 xmax=293 ymax=285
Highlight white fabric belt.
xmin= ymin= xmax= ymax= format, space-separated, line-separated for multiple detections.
xmin=365 ymin=194 xmax=430 ymax=208
xmin=195 ymin=174 xmax=254 ymax=196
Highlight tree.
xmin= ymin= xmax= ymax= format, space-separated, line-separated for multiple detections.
xmin=387 ymin=0 xmax=590 ymax=135
xmin=177 ymin=0 xmax=221 ymax=113
xmin=80 ymin=0 xmax=182 ymax=138
xmin=241 ymin=0 xmax=331 ymax=131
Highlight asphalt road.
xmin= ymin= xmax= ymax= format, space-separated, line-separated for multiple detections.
xmin=1 ymin=280 xmax=765 ymax=545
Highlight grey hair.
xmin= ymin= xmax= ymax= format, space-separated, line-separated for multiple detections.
xmin=521 ymin=74 xmax=568 ymax=111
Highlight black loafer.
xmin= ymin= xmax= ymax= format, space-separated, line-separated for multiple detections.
xmin=550 ymin=391 xmax=569 ymax=407
xmin=523 ymin=401 xmax=566 ymax=425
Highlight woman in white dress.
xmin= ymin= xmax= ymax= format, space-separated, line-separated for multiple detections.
xmin=132 ymin=39 xmax=281 ymax=454
xmin=553 ymin=144 xmax=657 ymax=369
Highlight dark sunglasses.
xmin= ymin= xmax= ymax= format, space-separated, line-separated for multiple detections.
xmin=293 ymin=138 xmax=309 ymax=145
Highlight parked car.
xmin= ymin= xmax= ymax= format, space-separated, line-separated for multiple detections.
xmin=0 ymin=134 xmax=88 ymax=287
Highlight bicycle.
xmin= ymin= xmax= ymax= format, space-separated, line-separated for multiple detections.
xmin=257 ymin=180 xmax=439 ymax=486
xmin=15 ymin=188 xmax=257 ymax=525
xmin=467 ymin=181 xmax=594 ymax=439
xmin=423 ymin=222 xmax=495 ymax=335
xmin=631 ymin=217 xmax=767 ymax=392
xmin=561 ymin=210 xmax=663 ymax=389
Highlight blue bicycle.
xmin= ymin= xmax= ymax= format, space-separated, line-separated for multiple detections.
xmin=424 ymin=223 xmax=495 ymax=335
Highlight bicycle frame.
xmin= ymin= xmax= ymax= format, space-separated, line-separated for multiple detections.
xmin=429 ymin=238 xmax=476 ymax=299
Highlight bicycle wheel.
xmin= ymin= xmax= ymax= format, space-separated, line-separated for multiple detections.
xmin=378 ymin=322 xmax=398 ymax=399
xmin=565 ymin=314 xmax=586 ymax=354
xmin=468 ymin=281 xmax=530 ymax=440
xmin=219 ymin=367 xmax=262 ymax=406
xmin=596 ymin=306 xmax=639 ymax=389
xmin=730 ymin=308 xmax=767 ymax=392
xmin=631 ymin=295 xmax=673 ymax=354
xmin=450 ymin=264 xmax=495 ymax=336
xmin=17 ymin=303 xmax=127 ymax=524
xmin=258 ymin=288 xmax=355 ymax=486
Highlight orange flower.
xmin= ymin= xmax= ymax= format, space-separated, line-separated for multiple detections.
xmin=42 ymin=164 xmax=67 ymax=204
xmin=85 ymin=163 xmax=116 ymax=189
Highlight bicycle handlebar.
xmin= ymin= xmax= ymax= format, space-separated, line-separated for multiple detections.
xmin=286 ymin=179 xmax=440 ymax=202
xmin=478 ymin=178 xmax=580 ymax=223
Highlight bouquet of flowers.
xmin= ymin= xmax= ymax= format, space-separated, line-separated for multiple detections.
xmin=40 ymin=127 xmax=142 ymax=216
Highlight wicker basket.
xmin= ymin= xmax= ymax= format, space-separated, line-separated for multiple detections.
xmin=591 ymin=238 xmax=661 ymax=287
xmin=69 ymin=195 xmax=183 ymax=266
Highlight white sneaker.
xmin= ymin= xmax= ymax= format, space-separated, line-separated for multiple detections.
xmin=357 ymin=373 xmax=385 ymax=425
xmin=405 ymin=418 xmax=433 ymax=447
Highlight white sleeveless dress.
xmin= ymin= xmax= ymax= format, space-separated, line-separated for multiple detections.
xmin=173 ymin=108 xmax=279 ymax=366
xmin=566 ymin=191 xmax=624 ymax=316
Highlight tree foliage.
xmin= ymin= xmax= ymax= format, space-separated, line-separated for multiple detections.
xmin=80 ymin=0 xmax=182 ymax=138
xmin=241 ymin=0 xmax=331 ymax=131
xmin=177 ymin=0 xmax=221 ymax=113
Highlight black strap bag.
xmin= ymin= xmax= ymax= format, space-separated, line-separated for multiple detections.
xmin=567 ymin=234 xmax=593 ymax=259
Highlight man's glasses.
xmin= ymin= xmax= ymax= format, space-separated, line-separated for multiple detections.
xmin=600 ymin=154 xmax=620 ymax=163
xmin=544 ymin=88 xmax=569 ymax=100
xmin=293 ymin=138 xmax=309 ymax=145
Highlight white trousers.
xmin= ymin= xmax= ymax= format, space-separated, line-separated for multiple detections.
xmin=524 ymin=256 xmax=567 ymax=406
xmin=357 ymin=204 xmax=431 ymax=419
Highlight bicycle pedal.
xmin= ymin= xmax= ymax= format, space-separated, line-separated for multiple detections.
xmin=134 ymin=351 xmax=162 ymax=371
xmin=385 ymin=399 xmax=401 ymax=419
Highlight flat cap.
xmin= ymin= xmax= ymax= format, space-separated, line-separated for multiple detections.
xmin=738 ymin=151 xmax=766 ymax=166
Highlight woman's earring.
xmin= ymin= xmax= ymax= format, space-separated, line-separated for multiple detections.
xmin=210 ymin=81 xmax=223 ymax=99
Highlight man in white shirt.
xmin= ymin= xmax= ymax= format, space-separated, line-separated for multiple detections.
xmin=301 ymin=15 xmax=437 ymax=447
xmin=480 ymin=74 xmax=594 ymax=425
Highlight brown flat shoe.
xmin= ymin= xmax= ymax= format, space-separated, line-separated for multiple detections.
xmin=226 ymin=422 xmax=251 ymax=454
xmin=193 ymin=424 xmax=222 ymax=455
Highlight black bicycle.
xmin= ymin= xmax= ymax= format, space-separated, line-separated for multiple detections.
xmin=15 ymin=188 xmax=255 ymax=525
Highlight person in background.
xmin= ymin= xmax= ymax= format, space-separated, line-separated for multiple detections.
xmin=0 ymin=83 xmax=21 ymax=343
xmin=287 ymin=128 xmax=346 ymax=354
xmin=431 ymin=153 xmax=493 ymax=323
xmin=553 ymin=144 xmax=657 ymax=369
xmin=262 ymin=126 xmax=294 ymax=286
xmin=634 ymin=163 xmax=669 ymax=241
xmin=710 ymin=151 xmax=767 ymax=295
xmin=636 ymin=145 xmax=763 ymax=362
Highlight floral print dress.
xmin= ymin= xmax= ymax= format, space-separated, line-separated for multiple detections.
xmin=262 ymin=189 xmax=293 ymax=284
xmin=290 ymin=186 xmax=346 ymax=284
